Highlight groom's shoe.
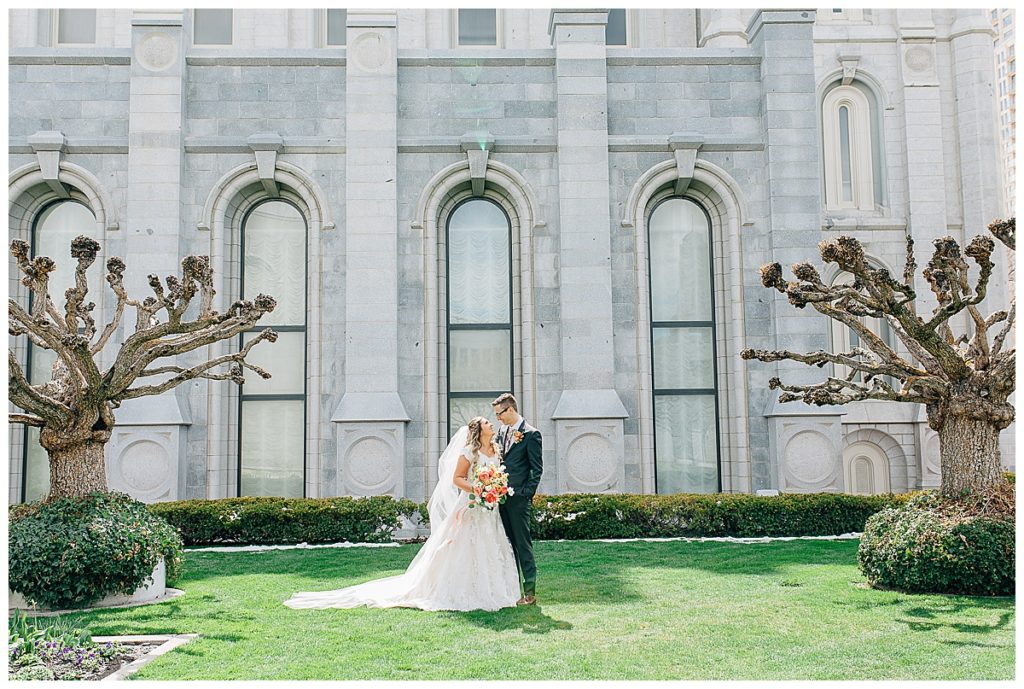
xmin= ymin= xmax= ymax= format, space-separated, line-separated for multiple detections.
xmin=517 ymin=594 xmax=536 ymax=606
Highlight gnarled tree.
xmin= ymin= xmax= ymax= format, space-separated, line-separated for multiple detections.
xmin=742 ymin=218 xmax=1015 ymax=498
xmin=8 ymin=236 xmax=277 ymax=500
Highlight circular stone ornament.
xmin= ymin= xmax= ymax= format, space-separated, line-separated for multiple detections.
xmin=136 ymin=31 xmax=178 ymax=72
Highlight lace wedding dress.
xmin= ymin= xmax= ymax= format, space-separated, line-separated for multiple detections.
xmin=284 ymin=428 xmax=520 ymax=612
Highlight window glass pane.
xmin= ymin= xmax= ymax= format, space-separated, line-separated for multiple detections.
xmin=449 ymin=397 xmax=491 ymax=438
xmin=58 ymin=9 xmax=96 ymax=44
xmin=448 ymin=200 xmax=510 ymax=324
xmin=240 ymin=401 xmax=304 ymax=497
xmin=24 ymin=429 xmax=49 ymax=502
xmin=649 ymin=198 xmax=712 ymax=322
xmin=194 ymin=9 xmax=233 ymax=45
xmin=24 ymin=329 xmax=59 ymax=502
xmin=241 ymin=331 xmax=304 ymax=395
xmin=243 ymin=201 xmax=306 ymax=325
xmin=654 ymin=394 xmax=719 ymax=494
xmin=839 ymin=105 xmax=853 ymax=201
xmin=606 ymin=9 xmax=627 ymax=45
xmin=29 ymin=345 xmax=58 ymax=385
xmin=35 ymin=202 xmax=101 ymax=303
xmin=458 ymin=9 xmax=497 ymax=45
xmin=653 ymin=327 xmax=715 ymax=390
xmin=449 ymin=329 xmax=511 ymax=392
xmin=327 ymin=9 xmax=347 ymax=46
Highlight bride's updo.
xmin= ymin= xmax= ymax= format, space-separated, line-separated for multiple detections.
xmin=466 ymin=416 xmax=495 ymax=460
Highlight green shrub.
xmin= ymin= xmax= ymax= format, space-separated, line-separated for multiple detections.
xmin=8 ymin=492 xmax=183 ymax=610
xmin=858 ymin=490 xmax=1015 ymax=596
xmin=529 ymin=491 xmax=915 ymax=540
xmin=150 ymin=495 xmax=423 ymax=545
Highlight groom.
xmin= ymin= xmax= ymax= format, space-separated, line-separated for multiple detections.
xmin=492 ymin=393 xmax=542 ymax=606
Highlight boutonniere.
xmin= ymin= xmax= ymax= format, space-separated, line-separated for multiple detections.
xmin=511 ymin=430 xmax=524 ymax=445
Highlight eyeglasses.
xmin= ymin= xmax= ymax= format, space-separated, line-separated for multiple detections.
xmin=494 ymin=407 xmax=511 ymax=416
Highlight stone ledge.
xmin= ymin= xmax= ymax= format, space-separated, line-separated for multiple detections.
xmin=186 ymin=49 xmax=345 ymax=66
xmin=8 ymin=589 xmax=184 ymax=617
xmin=9 ymin=48 xmax=132 ymax=65
xmin=606 ymin=51 xmax=760 ymax=65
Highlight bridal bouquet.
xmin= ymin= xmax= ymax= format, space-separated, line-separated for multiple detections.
xmin=468 ymin=462 xmax=514 ymax=510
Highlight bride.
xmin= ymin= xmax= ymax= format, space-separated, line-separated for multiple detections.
xmin=283 ymin=416 xmax=521 ymax=611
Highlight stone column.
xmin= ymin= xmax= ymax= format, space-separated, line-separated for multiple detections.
xmin=747 ymin=10 xmax=843 ymax=490
xmin=548 ymin=9 xmax=628 ymax=493
xmin=699 ymin=9 xmax=749 ymax=48
xmin=331 ymin=9 xmax=409 ymax=497
xmin=106 ymin=10 xmax=191 ymax=502
xmin=895 ymin=10 xmax=950 ymax=307
xmin=949 ymin=9 xmax=1015 ymax=469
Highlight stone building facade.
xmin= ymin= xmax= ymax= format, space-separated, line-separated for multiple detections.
xmin=8 ymin=8 xmax=1014 ymax=504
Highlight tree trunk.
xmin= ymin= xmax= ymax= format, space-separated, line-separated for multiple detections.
xmin=46 ymin=439 xmax=109 ymax=499
xmin=937 ymin=413 xmax=1005 ymax=498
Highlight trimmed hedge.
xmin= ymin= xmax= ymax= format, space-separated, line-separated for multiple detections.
xmin=150 ymin=495 xmax=424 ymax=546
xmin=858 ymin=487 xmax=1015 ymax=596
xmin=529 ymin=492 xmax=916 ymax=540
xmin=149 ymin=491 xmax=914 ymax=546
xmin=8 ymin=492 xmax=183 ymax=610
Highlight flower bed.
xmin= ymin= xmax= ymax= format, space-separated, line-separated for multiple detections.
xmin=7 ymin=611 xmax=157 ymax=681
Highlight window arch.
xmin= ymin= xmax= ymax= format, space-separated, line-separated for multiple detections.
xmin=842 ymin=441 xmax=891 ymax=495
xmin=646 ymin=197 xmax=721 ymax=494
xmin=822 ymin=83 xmax=879 ymax=211
xmin=238 ymin=199 xmax=307 ymax=497
xmin=445 ymin=198 xmax=513 ymax=436
xmin=22 ymin=200 xmax=99 ymax=502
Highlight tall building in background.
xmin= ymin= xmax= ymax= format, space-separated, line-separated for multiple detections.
xmin=993 ymin=8 xmax=1016 ymax=215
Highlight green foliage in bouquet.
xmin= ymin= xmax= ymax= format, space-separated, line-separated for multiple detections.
xmin=8 ymin=492 xmax=183 ymax=610
xmin=150 ymin=495 xmax=423 ymax=545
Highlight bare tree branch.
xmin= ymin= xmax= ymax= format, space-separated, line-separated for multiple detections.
xmin=121 ymin=328 xmax=277 ymax=399
xmin=988 ymin=217 xmax=1015 ymax=251
xmin=10 ymin=413 xmax=46 ymax=427
xmin=8 ymin=350 xmax=73 ymax=426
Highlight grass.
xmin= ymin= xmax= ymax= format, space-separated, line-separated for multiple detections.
xmin=46 ymin=539 xmax=1015 ymax=680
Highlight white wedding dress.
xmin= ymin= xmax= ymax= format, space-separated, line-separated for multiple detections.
xmin=284 ymin=428 xmax=520 ymax=612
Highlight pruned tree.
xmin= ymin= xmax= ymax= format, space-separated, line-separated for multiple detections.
xmin=742 ymin=218 xmax=1015 ymax=498
xmin=8 ymin=236 xmax=277 ymax=500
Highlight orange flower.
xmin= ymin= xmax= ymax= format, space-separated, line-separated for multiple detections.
xmin=485 ymin=492 xmax=497 ymax=503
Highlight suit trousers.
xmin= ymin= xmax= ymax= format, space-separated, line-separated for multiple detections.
xmin=499 ymin=493 xmax=536 ymax=595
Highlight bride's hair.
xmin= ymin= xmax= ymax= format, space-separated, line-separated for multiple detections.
xmin=466 ymin=416 xmax=495 ymax=460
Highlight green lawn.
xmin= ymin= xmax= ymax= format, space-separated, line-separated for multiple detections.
xmin=55 ymin=540 xmax=1014 ymax=680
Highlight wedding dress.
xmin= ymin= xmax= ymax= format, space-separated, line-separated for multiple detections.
xmin=283 ymin=427 xmax=520 ymax=612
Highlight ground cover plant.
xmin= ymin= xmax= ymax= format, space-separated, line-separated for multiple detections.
xmin=56 ymin=539 xmax=1014 ymax=680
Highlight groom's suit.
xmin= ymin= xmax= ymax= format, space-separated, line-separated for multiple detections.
xmin=498 ymin=419 xmax=542 ymax=597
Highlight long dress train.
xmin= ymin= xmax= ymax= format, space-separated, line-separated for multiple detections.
xmin=283 ymin=446 xmax=520 ymax=612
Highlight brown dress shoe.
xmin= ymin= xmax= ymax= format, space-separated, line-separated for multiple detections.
xmin=517 ymin=595 xmax=536 ymax=606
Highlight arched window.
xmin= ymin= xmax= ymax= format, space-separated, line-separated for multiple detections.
xmin=445 ymin=198 xmax=513 ymax=436
xmin=822 ymin=84 xmax=878 ymax=211
xmin=647 ymin=197 xmax=720 ymax=494
xmin=238 ymin=200 xmax=307 ymax=497
xmin=842 ymin=441 xmax=891 ymax=495
xmin=22 ymin=200 xmax=98 ymax=502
